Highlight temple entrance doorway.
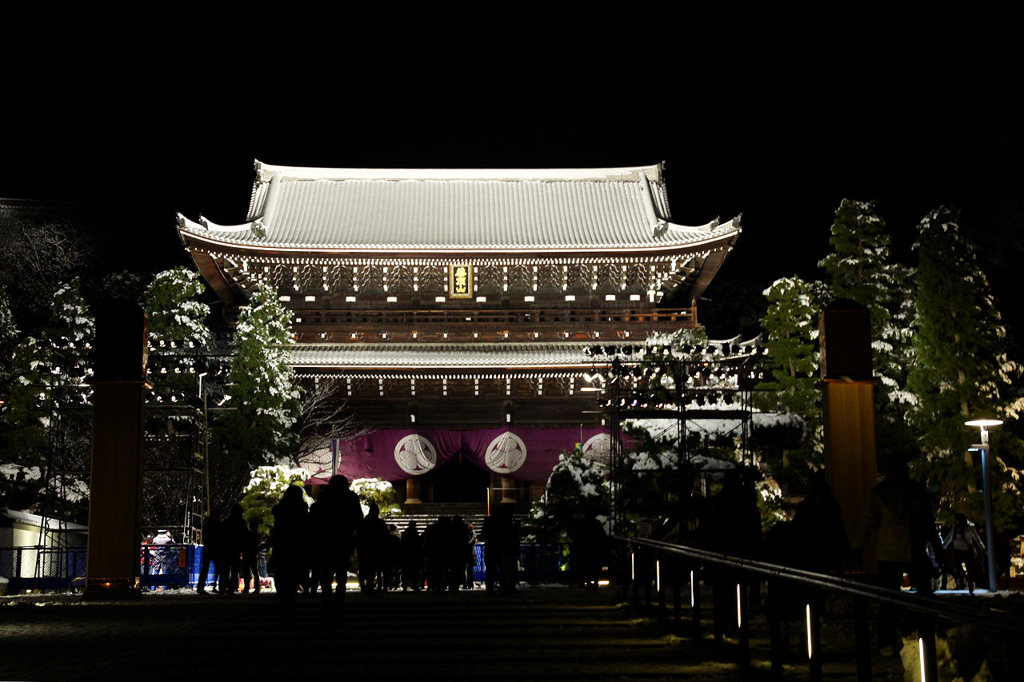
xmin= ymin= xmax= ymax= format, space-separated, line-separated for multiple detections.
xmin=428 ymin=452 xmax=489 ymax=503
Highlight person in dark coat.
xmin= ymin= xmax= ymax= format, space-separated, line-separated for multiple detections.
xmin=197 ymin=509 xmax=223 ymax=595
xmin=384 ymin=524 xmax=402 ymax=591
xmin=569 ymin=514 xmax=607 ymax=592
xmin=309 ymin=474 xmax=364 ymax=606
xmin=791 ymin=473 xmax=848 ymax=575
xmin=401 ymin=520 xmax=422 ymax=591
xmin=271 ymin=485 xmax=309 ymax=610
xmin=942 ymin=512 xmax=985 ymax=593
xmin=857 ymin=456 xmax=942 ymax=650
xmin=241 ymin=518 xmax=262 ymax=594
xmin=464 ymin=521 xmax=478 ymax=589
xmin=483 ymin=504 xmax=520 ymax=593
xmin=221 ymin=504 xmax=248 ymax=594
xmin=356 ymin=501 xmax=389 ymax=592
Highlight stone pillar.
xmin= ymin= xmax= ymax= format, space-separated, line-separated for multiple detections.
xmin=500 ymin=476 xmax=518 ymax=504
xmin=527 ymin=481 xmax=546 ymax=505
xmin=820 ymin=300 xmax=877 ymax=550
xmin=405 ymin=477 xmax=422 ymax=504
xmin=85 ymin=302 xmax=148 ymax=599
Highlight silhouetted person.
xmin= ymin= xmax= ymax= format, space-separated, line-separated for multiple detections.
xmin=151 ymin=529 xmax=174 ymax=578
xmin=401 ymin=520 xmax=422 ymax=591
xmin=791 ymin=473 xmax=848 ymax=575
xmin=357 ymin=501 xmax=389 ymax=592
xmin=197 ymin=510 xmax=224 ymax=595
xmin=241 ymin=518 xmax=262 ymax=594
xmin=422 ymin=519 xmax=440 ymax=591
xmin=942 ymin=512 xmax=985 ymax=593
xmin=271 ymin=485 xmax=309 ymax=610
xmin=310 ymin=474 xmax=363 ymax=607
xmin=464 ymin=521 xmax=477 ymax=589
xmin=221 ymin=504 xmax=248 ymax=594
xmin=569 ymin=514 xmax=607 ymax=592
xmin=701 ymin=472 xmax=761 ymax=644
xmin=483 ymin=505 xmax=520 ymax=593
xmin=384 ymin=524 xmax=402 ymax=590
xmin=858 ymin=456 xmax=941 ymax=650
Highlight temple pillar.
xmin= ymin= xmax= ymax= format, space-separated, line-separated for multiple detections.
xmin=85 ymin=303 xmax=148 ymax=599
xmin=500 ymin=476 xmax=518 ymax=504
xmin=820 ymin=301 xmax=877 ymax=552
xmin=527 ymin=481 xmax=546 ymax=505
xmin=405 ymin=477 xmax=422 ymax=504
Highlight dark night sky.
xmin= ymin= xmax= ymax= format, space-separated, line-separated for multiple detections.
xmin=3 ymin=12 xmax=1022 ymax=338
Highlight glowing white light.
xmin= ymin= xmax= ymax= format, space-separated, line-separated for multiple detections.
xmin=689 ymin=570 xmax=695 ymax=607
xmin=656 ymin=560 xmax=661 ymax=592
xmin=631 ymin=553 xmax=635 ymax=581
xmin=736 ymin=583 xmax=743 ymax=628
xmin=965 ymin=418 xmax=1003 ymax=428
xmin=806 ymin=604 xmax=813 ymax=660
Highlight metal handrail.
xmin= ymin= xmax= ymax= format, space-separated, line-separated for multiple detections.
xmin=615 ymin=535 xmax=1024 ymax=634
xmin=614 ymin=535 xmax=1024 ymax=681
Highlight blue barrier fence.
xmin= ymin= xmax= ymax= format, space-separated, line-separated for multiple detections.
xmin=3 ymin=542 xmax=573 ymax=593
xmin=0 ymin=546 xmax=87 ymax=592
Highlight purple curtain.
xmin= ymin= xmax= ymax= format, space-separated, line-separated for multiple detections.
xmin=333 ymin=427 xmax=619 ymax=483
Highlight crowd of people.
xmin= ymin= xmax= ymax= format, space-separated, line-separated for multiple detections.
xmin=196 ymin=503 xmax=263 ymax=595
xmin=668 ymin=454 xmax=1008 ymax=656
xmin=264 ymin=475 xmax=529 ymax=609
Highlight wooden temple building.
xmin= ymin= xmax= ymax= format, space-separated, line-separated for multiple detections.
xmin=177 ymin=161 xmax=740 ymax=506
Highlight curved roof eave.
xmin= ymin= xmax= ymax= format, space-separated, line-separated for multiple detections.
xmin=253 ymin=159 xmax=667 ymax=184
xmin=175 ymin=218 xmax=740 ymax=257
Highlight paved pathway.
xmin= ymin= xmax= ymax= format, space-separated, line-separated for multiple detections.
xmin=1 ymin=586 xmax=909 ymax=681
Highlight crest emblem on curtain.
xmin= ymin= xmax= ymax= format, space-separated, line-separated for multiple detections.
xmin=394 ymin=434 xmax=438 ymax=475
xmin=485 ymin=432 xmax=527 ymax=474
xmin=582 ymin=433 xmax=612 ymax=467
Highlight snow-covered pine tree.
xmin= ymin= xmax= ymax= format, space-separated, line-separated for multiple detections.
xmin=0 ymin=286 xmax=17 ymax=380
xmin=140 ymin=267 xmax=214 ymax=532
xmin=0 ymin=279 xmax=94 ymax=513
xmin=210 ymin=283 xmax=301 ymax=506
xmin=755 ymin=276 xmax=822 ymax=490
xmin=143 ymin=267 xmax=212 ymax=404
xmin=818 ymin=199 xmax=916 ymax=447
xmin=819 ymin=199 xmax=893 ymax=328
xmin=907 ymin=206 xmax=1022 ymax=527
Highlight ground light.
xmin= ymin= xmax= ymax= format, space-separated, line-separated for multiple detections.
xmin=965 ymin=418 xmax=1003 ymax=592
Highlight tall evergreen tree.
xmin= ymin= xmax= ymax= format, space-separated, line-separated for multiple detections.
xmin=818 ymin=199 xmax=916 ymax=443
xmin=907 ymin=206 xmax=1022 ymax=528
xmin=0 ymin=279 xmax=94 ymax=513
xmin=143 ymin=267 xmax=212 ymax=403
xmin=819 ymin=199 xmax=893 ymax=324
xmin=0 ymin=286 xmax=17 ymax=380
xmin=210 ymin=283 xmax=301 ymax=507
xmin=755 ymin=276 xmax=822 ymax=489
xmin=140 ymin=267 xmax=214 ymax=531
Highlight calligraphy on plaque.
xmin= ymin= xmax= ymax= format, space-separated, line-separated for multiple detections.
xmin=448 ymin=264 xmax=473 ymax=299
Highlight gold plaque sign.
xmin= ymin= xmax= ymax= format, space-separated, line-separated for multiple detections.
xmin=448 ymin=264 xmax=473 ymax=299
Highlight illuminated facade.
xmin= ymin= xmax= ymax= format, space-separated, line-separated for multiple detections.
xmin=177 ymin=161 xmax=740 ymax=503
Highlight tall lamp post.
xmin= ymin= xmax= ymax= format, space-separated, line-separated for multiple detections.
xmin=965 ymin=418 xmax=1002 ymax=592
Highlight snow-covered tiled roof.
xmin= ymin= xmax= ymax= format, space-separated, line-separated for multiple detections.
xmin=288 ymin=342 xmax=597 ymax=369
xmin=177 ymin=160 xmax=740 ymax=253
